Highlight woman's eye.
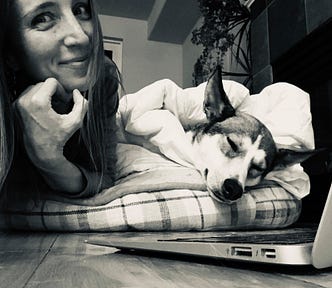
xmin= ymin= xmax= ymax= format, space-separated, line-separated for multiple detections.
xmin=227 ymin=137 xmax=238 ymax=152
xmin=31 ymin=13 xmax=55 ymax=28
xmin=73 ymin=3 xmax=91 ymax=20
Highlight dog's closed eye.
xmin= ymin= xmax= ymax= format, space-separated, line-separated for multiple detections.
xmin=227 ymin=137 xmax=238 ymax=152
xmin=248 ymin=165 xmax=264 ymax=177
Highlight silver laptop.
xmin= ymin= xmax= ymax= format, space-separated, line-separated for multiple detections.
xmin=88 ymin=183 xmax=332 ymax=269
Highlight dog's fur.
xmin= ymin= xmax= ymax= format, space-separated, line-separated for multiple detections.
xmin=187 ymin=66 xmax=317 ymax=202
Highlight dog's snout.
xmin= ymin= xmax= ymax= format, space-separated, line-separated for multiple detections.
xmin=222 ymin=179 xmax=243 ymax=201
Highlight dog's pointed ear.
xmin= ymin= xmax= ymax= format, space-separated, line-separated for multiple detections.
xmin=273 ymin=148 xmax=323 ymax=170
xmin=203 ymin=65 xmax=235 ymax=122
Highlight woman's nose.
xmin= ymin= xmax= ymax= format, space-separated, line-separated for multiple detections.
xmin=63 ymin=16 xmax=90 ymax=47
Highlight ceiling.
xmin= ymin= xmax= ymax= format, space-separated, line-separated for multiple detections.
xmin=95 ymin=0 xmax=201 ymax=44
xmin=95 ymin=0 xmax=155 ymax=20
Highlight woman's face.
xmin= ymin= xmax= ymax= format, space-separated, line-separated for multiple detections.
xmin=10 ymin=0 xmax=94 ymax=92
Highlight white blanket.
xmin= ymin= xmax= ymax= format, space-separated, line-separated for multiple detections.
xmin=117 ymin=79 xmax=315 ymax=199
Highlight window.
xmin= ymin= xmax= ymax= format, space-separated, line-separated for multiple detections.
xmin=104 ymin=37 xmax=123 ymax=73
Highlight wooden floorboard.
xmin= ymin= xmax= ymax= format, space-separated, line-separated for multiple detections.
xmin=0 ymin=231 xmax=58 ymax=288
xmin=1 ymin=232 xmax=332 ymax=288
xmin=278 ymin=271 xmax=332 ymax=288
xmin=0 ymin=231 xmax=58 ymax=252
xmin=0 ymin=251 xmax=50 ymax=288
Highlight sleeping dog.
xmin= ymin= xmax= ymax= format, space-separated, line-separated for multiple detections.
xmin=188 ymin=65 xmax=317 ymax=202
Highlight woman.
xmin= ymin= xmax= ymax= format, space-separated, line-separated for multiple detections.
xmin=0 ymin=1 xmax=14 ymax=192
xmin=1 ymin=0 xmax=120 ymax=202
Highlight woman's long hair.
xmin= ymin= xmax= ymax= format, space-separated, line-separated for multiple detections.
xmin=3 ymin=0 xmax=120 ymax=194
xmin=81 ymin=0 xmax=120 ymax=190
xmin=0 ymin=0 xmax=14 ymax=191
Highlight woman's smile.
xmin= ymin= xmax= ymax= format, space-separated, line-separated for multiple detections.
xmin=59 ymin=54 xmax=90 ymax=70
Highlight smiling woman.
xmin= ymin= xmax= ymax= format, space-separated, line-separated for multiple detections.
xmin=0 ymin=0 xmax=121 ymax=205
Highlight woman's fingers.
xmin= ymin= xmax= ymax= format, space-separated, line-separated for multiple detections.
xmin=29 ymin=78 xmax=58 ymax=107
xmin=15 ymin=78 xmax=58 ymax=116
xmin=62 ymin=89 xmax=88 ymax=130
xmin=14 ymin=78 xmax=88 ymax=138
xmin=72 ymin=89 xmax=88 ymax=115
xmin=71 ymin=89 xmax=88 ymax=116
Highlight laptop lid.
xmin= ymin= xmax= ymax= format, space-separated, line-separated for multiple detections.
xmin=312 ymin=182 xmax=332 ymax=268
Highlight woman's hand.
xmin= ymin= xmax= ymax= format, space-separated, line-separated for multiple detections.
xmin=15 ymin=78 xmax=88 ymax=159
xmin=14 ymin=78 xmax=89 ymax=193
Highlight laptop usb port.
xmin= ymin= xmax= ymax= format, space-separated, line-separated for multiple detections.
xmin=231 ymin=247 xmax=252 ymax=257
xmin=261 ymin=248 xmax=276 ymax=259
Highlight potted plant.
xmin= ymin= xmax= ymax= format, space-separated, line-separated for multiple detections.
xmin=191 ymin=0 xmax=252 ymax=87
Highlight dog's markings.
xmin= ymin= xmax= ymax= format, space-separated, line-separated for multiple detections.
xmin=192 ymin=133 xmax=267 ymax=195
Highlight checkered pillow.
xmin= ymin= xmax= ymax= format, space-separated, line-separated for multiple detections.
xmin=0 ymin=184 xmax=301 ymax=231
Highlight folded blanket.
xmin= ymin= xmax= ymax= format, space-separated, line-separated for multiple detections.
xmin=47 ymin=144 xmax=206 ymax=206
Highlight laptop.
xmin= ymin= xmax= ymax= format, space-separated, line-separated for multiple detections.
xmin=87 ymin=182 xmax=332 ymax=269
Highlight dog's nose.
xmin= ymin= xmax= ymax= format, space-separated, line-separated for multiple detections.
xmin=222 ymin=179 xmax=243 ymax=201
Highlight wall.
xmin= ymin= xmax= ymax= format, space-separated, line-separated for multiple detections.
xmin=250 ymin=0 xmax=332 ymax=93
xmin=99 ymin=13 xmax=246 ymax=91
xmin=182 ymin=17 xmax=203 ymax=88
xmin=99 ymin=15 xmax=183 ymax=93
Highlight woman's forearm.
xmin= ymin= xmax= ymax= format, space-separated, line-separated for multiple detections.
xmin=27 ymin=145 xmax=85 ymax=194
xmin=39 ymin=156 xmax=85 ymax=193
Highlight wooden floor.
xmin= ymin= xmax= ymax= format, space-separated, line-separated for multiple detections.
xmin=1 ymin=231 xmax=332 ymax=288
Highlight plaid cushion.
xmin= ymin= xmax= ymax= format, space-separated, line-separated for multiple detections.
xmin=0 ymin=185 xmax=301 ymax=231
